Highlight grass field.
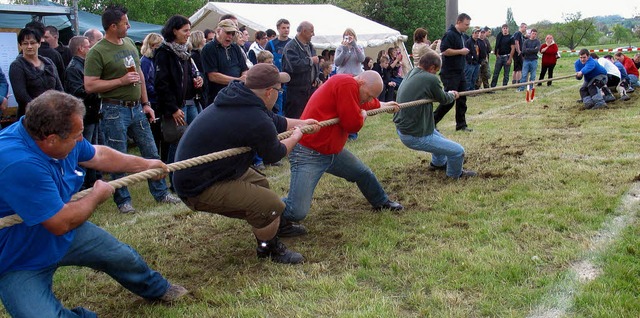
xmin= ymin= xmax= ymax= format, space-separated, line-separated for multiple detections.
xmin=2 ymin=54 xmax=639 ymax=317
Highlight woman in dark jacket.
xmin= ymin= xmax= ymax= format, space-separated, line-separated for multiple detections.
xmin=154 ymin=15 xmax=203 ymax=170
xmin=9 ymin=27 xmax=63 ymax=117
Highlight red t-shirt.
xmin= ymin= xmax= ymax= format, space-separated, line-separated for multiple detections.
xmin=621 ymin=55 xmax=639 ymax=77
xmin=299 ymin=74 xmax=380 ymax=154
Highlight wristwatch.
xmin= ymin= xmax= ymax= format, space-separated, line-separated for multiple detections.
xmin=141 ymin=101 xmax=151 ymax=107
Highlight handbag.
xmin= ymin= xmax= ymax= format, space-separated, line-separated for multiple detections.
xmin=161 ymin=116 xmax=187 ymax=144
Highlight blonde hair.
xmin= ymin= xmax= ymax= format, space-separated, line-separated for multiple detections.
xmin=257 ymin=50 xmax=274 ymax=63
xmin=343 ymin=27 xmax=357 ymax=42
xmin=188 ymin=30 xmax=205 ymax=51
xmin=140 ymin=32 xmax=163 ymax=58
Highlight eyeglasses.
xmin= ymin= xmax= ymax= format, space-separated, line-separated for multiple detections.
xmin=225 ymin=31 xmax=236 ymax=36
xmin=20 ymin=41 xmax=39 ymax=46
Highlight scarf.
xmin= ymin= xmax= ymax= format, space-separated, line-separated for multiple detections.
xmin=165 ymin=41 xmax=190 ymax=61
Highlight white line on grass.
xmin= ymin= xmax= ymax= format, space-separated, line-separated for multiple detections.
xmin=526 ymin=183 xmax=640 ymax=318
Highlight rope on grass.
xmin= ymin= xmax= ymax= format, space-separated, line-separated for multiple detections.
xmin=0 ymin=74 xmax=576 ymax=229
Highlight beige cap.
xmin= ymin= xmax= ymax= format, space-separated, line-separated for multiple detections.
xmin=217 ymin=19 xmax=238 ymax=33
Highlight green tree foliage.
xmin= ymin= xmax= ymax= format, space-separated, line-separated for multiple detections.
xmin=549 ymin=12 xmax=600 ymax=50
xmin=345 ymin=0 xmax=445 ymax=48
xmin=505 ymin=8 xmax=517 ymax=32
xmin=611 ymin=24 xmax=634 ymax=44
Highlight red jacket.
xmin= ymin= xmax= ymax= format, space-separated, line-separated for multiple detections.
xmin=620 ymin=55 xmax=639 ymax=77
xmin=540 ymin=43 xmax=558 ymax=67
xmin=300 ymin=74 xmax=380 ymax=154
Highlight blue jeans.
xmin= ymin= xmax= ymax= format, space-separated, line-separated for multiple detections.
xmin=464 ymin=63 xmax=480 ymax=91
xmin=0 ymin=222 xmax=169 ymax=317
xmin=629 ymin=74 xmax=639 ymax=88
xmin=397 ymin=129 xmax=465 ymax=178
xmin=491 ymin=55 xmax=511 ymax=87
xmin=282 ymin=144 xmax=390 ymax=221
xmin=100 ymin=102 xmax=169 ymax=206
xmin=167 ymin=103 xmax=200 ymax=167
xmin=520 ymin=59 xmax=538 ymax=90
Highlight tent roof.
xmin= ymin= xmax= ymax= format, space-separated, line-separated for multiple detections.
xmin=0 ymin=1 xmax=161 ymax=42
xmin=189 ymin=2 xmax=407 ymax=50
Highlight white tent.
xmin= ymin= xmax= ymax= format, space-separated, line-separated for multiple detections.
xmin=189 ymin=2 xmax=411 ymax=67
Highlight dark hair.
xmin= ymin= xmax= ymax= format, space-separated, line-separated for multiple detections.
xmin=18 ymin=28 xmax=41 ymax=44
xmin=203 ymin=29 xmax=214 ymax=38
xmin=603 ymin=54 xmax=614 ymax=59
xmin=220 ymin=14 xmax=236 ymax=22
xmin=254 ymin=31 xmax=266 ymax=41
xmin=102 ymin=4 xmax=128 ymax=31
xmin=530 ymin=28 xmax=537 ymax=33
xmin=276 ymin=19 xmax=289 ymax=27
xmin=362 ymin=56 xmax=373 ymax=70
xmin=419 ymin=51 xmax=441 ymax=70
xmin=24 ymin=91 xmax=86 ymax=140
xmin=266 ymin=29 xmax=276 ymax=38
xmin=590 ymin=52 xmax=599 ymax=59
xmin=161 ymin=15 xmax=190 ymax=43
xmin=579 ymin=48 xmax=590 ymax=56
xmin=44 ymin=25 xmax=59 ymax=37
xmin=457 ymin=13 xmax=471 ymax=22
xmin=502 ymin=24 xmax=508 ymax=28
xmin=68 ymin=36 xmax=88 ymax=56
xmin=24 ymin=21 xmax=45 ymax=37
xmin=413 ymin=28 xmax=427 ymax=42
xmin=239 ymin=26 xmax=246 ymax=33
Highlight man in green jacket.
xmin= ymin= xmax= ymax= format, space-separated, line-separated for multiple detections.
xmin=393 ymin=51 xmax=476 ymax=179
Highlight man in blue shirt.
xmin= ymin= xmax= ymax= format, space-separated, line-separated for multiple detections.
xmin=0 ymin=91 xmax=187 ymax=317
xmin=575 ymin=48 xmax=609 ymax=110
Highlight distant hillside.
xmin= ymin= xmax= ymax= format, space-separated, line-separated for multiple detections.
xmin=592 ymin=15 xmax=639 ymax=29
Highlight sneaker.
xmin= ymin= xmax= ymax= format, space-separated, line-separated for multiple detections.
xmin=159 ymin=284 xmax=188 ymax=302
xmin=620 ymin=95 xmax=631 ymax=101
xmin=278 ymin=219 xmax=308 ymax=237
xmin=158 ymin=193 xmax=182 ymax=204
xmin=253 ymin=163 xmax=266 ymax=171
xmin=427 ymin=163 xmax=447 ymax=171
xmin=603 ymin=95 xmax=616 ymax=103
xmin=118 ymin=202 xmax=135 ymax=214
xmin=456 ymin=169 xmax=477 ymax=179
xmin=256 ymin=238 xmax=304 ymax=264
xmin=373 ymin=200 xmax=404 ymax=211
xmin=267 ymin=160 xmax=283 ymax=167
xmin=590 ymin=103 xmax=607 ymax=110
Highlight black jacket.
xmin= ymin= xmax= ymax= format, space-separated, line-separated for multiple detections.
xmin=9 ymin=55 xmax=63 ymax=117
xmin=173 ymin=81 xmax=288 ymax=198
xmin=64 ymin=56 xmax=101 ymax=124
xmin=154 ymin=44 xmax=197 ymax=117
xmin=39 ymin=42 xmax=65 ymax=82
xmin=282 ymin=37 xmax=319 ymax=87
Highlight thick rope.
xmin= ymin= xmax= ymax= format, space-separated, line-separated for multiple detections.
xmin=0 ymin=74 xmax=577 ymax=229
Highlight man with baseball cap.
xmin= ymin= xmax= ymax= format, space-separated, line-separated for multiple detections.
xmin=201 ymin=19 xmax=249 ymax=106
xmin=173 ymin=64 xmax=319 ymax=264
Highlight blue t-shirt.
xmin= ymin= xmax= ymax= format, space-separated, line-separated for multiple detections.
xmin=0 ymin=118 xmax=95 ymax=275
xmin=267 ymin=38 xmax=291 ymax=71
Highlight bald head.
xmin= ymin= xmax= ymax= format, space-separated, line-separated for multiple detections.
xmin=296 ymin=21 xmax=315 ymax=43
xmin=355 ymin=70 xmax=383 ymax=104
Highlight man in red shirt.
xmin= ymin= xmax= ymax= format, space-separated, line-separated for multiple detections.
xmin=278 ymin=70 xmax=403 ymax=237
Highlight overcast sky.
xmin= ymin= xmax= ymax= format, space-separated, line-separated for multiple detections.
xmin=458 ymin=0 xmax=638 ymax=28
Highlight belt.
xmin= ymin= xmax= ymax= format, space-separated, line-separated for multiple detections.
xmin=500 ymin=54 xmax=510 ymax=58
xmin=102 ymin=98 xmax=139 ymax=107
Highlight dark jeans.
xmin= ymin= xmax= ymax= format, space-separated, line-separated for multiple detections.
xmin=538 ymin=63 xmax=556 ymax=86
xmin=491 ymin=55 xmax=511 ymax=87
xmin=434 ymin=71 xmax=468 ymax=130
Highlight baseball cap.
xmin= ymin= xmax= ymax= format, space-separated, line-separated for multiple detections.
xmin=218 ymin=19 xmax=238 ymax=33
xmin=245 ymin=64 xmax=290 ymax=89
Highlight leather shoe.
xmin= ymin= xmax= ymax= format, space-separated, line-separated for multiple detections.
xmin=373 ymin=200 xmax=404 ymax=211
xmin=456 ymin=169 xmax=477 ymax=179
xmin=456 ymin=126 xmax=473 ymax=132
xmin=277 ymin=219 xmax=308 ymax=237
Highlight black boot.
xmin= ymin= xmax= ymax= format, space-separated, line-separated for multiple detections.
xmin=256 ymin=237 xmax=304 ymax=264
xmin=277 ymin=218 xmax=308 ymax=237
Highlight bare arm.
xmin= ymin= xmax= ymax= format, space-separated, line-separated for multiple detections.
xmin=207 ymin=71 xmax=247 ymax=85
xmin=80 ymin=145 xmax=169 ymax=176
xmin=41 ymin=180 xmax=114 ymax=235
xmin=84 ymin=73 xmax=139 ymax=94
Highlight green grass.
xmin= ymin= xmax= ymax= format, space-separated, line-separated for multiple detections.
xmin=2 ymin=53 xmax=639 ymax=317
